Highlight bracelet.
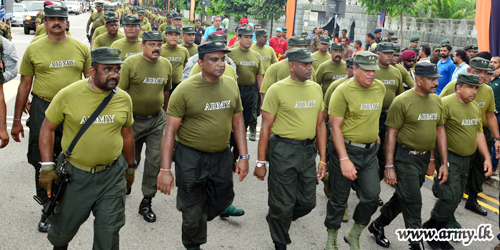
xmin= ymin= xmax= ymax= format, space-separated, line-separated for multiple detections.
xmin=320 ymin=161 xmax=327 ymax=166
xmin=495 ymin=137 xmax=500 ymax=142
xmin=385 ymin=166 xmax=394 ymax=170
xmin=430 ymin=159 xmax=435 ymax=161
xmin=339 ymin=157 xmax=349 ymax=161
xmin=385 ymin=165 xmax=394 ymax=168
xmin=256 ymin=160 xmax=266 ymax=164
xmin=160 ymin=168 xmax=172 ymax=172
xmin=39 ymin=162 xmax=56 ymax=165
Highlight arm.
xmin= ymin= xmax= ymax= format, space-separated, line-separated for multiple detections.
xmin=39 ymin=117 xmax=59 ymax=197
xmin=477 ymin=132 xmax=493 ymax=177
xmin=11 ymin=76 xmax=33 ymax=142
xmin=86 ymin=21 xmax=91 ymax=34
xmin=426 ymin=149 xmax=436 ymax=176
xmin=435 ymin=125 xmax=449 ymax=184
xmin=157 ymin=114 xmax=182 ymax=195
xmin=2 ymin=40 xmax=19 ymax=83
xmin=121 ymin=127 xmax=135 ymax=165
xmin=315 ymin=112 xmax=327 ymax=180
xmin=256 ymin=75 xmax=263 ymax=90
xmin=232 ymin=112 xmax=249 ymax=182
xmin=330 ymin=115 xmax=357 ymax=180
xmin=91 ymin=39 xmax=95 ymax=50
xmin=254 ymin=110 xmax=275 ymax=180
xmin=0 ymin=84 xmax=7 ymax=148
xmin=384 ymin=126 xmax=398 ymax=186
xmin=485 ymin=112 xmax=500 ymax=156
xmin=163 ymin=91 xmax=169 ymax=111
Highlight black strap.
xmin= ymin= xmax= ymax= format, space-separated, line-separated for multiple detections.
xmin=66 ymin=88 xmax=116 ymax=158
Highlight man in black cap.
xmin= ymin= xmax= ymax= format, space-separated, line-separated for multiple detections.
xmin=12 ymin=5 xmax=91 ymax=232
xmin=424 ymin=73 xmax=491 ymax=250
xmin=369 ymin=62 xmax=448 ymax=250
xmin=464 ymin=45 xmax=477 ymax=59
xmin=161 ymin=26 xmax=189 ymax=95
xmin=86 ymin=2 xmax=105 ymax=42
xmin=91 ymin=12 xmax=124 ymax=49
xmin=383 ymin=30 xmax=394 ymax=43
xmin=157 ymin=41 xmax=249 ymax=250
xmin=39 ymin=47 xmax=135 ymax=249
xmin=374 ymin=29 xmax=382 ymax=43
xmin=316 ymin=42 xmax=347 ymax=95
xmin=138 ymin=10 xmax=151 ymax=38
xmin=180 ymin=26 xmax=198 ymax=57
xmin=431 ymin=45 xmax=441 ymax=64
xmin=93 ymin=15 xmax=125 ymax=49
xmin=118 ymin=31 xmax=173 ymax=222
xmin=311 ymin=35 xmax=331 ymax=71
xmin=254 ymin=47 xmax=326 ymax=250
xmin=110 ymin=15 xmax=143 ymax=61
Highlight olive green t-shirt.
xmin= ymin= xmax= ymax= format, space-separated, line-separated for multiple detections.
xmin=439 ymin=81 xmax=495 ymax=128
xmin=227 ymin=46 xmax=265 ymax=86
xmin=19 ymin=36 xmax=91 ymax=100
xmin=89 ymin=11 xmax=105 ymax=29
xmin=93 ymin=32 xmax=126 ymax=49
xmin=139 ymin=19 xmax=152 ymax=38
xmin=316 ymin=60 xmax=347 ymax=95
xmin=158 ymin=22 xmax=168 ymax=33
xmin=262 ymin=77 xmax=324 ymax=140
xmin=250 ymin=44 xmax=279 ymax=73
xmin=324 ymin=77 xmax=347 ymax=109
xmin=260 ymin=58 xmax=318 ymax=93
xmin=160 ymin=44 xmax=190 ymax=84
xmin=395 ymin=63 xmax=415 ymax=87
xmin=329 ymin=78 xmax=386 ymax=143
xmin=167 ymin=74 xmax=243 ymax=153
xmin=442 ymin=95 xmax=483 ymax=156
xmin=45 ymin=79 xmax=134 ymax=167
xmin=110 ymin=37 xmax=143 ymax=61
xmin=92 ymin=25 xmax=106 ymax=39
xmin=374 ymin=64 xmax=404 ymax=109
xmin=386 ymin=89 xmax=444 ymax=151
xmin=311 ymin=52 xmax=331 ymax=71
xmin=180 ymin=43 xmax=198 ymax=57
xmin=118 ymin=54 xmax=173 ymax=116
xmin=189 ymin=63 xmax=237 ymax=81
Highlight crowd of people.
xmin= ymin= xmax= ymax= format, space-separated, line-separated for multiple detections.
xmin=0 ymin=2 xmax=499 ymax=250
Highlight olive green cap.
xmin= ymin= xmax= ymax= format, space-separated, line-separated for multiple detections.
xmin=376 ymin=42 xmax=395 ymax=53
xmin=331 ymin=42 xmax=344 ymax=50
xmin=95 ymin=2 xmax=104 ymax=7
xmin=282 ymin=27 xmax=287 ymax=32
xmin=238 ymin=27 xmax=253 ymax=36
xmin=104 ymin=11 xmax=116 ymax=18
xmin=319 ymin=35 xmax=330 ymax=44
xmin=207 ymin=33 xmax=226 ymax=42
xmin=166 ymin=12 xmax=172 ymax=18
xmin=415 ymin=62 xmax=442 ymax=78
xmin=44 ymin=5 xmax=68 ymax=17
xmin=346 ymin=57 xmax=354 ymax=68
xmin=410 ymin=34 xmax=420 ymax=42
xmin=172 ymin=12 xmax=183 ymax=20
xmin=255 ymin=29 xmax=268 ymax=37
xmin=457 ymin=73 xmax=481 ymax=86
xmin=440 ymin=38 xmax=450 ymax=45
xmin=470 ymin=57 xmax=491 ymax=71
xmin=393 ymin=44 xmax=401 ymax=55
xmin=91 ymin=47 xmax=125 ymax=64
xmin=488 ymin=64 xmax=496 ymax=74
xmin=106 ymin=16 xmax=118 ymax=23
xmin=301 ymin=32 xmax=308 ymax=37
xmin=142 ymin=30 xmax=163 ymax=41
xmin=391 ymin=36 xmax=398 ymax=42
xmin=287 ymin=48 xmax=317 ymax=63
xmin=182 ymin=26 xmax=196 ymax=34
xmin=288 ymin=36 xmax=308 ymax=46
xmin=122 ymin=15 xmax=141 ymax=25
xmin=198 ymin=41 xmax=231 ymax=57
xmin=353 ymin=51 xmax=380 ymax=71
xmin=103 ymin=4 xmax=111 ymax=10
xmin=387 ymin=30 xmax=394 ymax=36
xmin=433 ymin=45 xmax=441 ymax=51
xmin=138 ymin=10 xmax=145 ymax=15
xmin=369 ymin=46 xmax=377 ymax=53
xmin=165 ymin=25 xmax=181 ymax=34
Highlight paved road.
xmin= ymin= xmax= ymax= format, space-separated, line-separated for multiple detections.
xmin=1 ymin=12 xmax=500 ymax=250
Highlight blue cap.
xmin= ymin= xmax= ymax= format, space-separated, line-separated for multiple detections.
xmin=248 ymin=23 xmax=254 ymax=28
xmin=374 ymin=29 xmax=382 ymax=34
xmin=276 ymin=28 xmax=283 ymax=32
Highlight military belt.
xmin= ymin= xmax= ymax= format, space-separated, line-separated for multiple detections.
xmin=400 ymin=144 xmax=428 ymax=155
xmin=69 ymin=159 xmax=114 ymax=174
xmin=274 ymin=134 xmax=315 ymax=146
xmin=133 ymin=111 xmax=160 ymax=120
xmin=344 ymin=139 xmax=376 ymax=149
xmin=238 ymin=85 xmax=254 ymax=91
xmin=32 ymin=93 xmax=52 ymax=103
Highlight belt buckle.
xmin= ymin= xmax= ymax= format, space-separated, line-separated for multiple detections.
xmin=90 ymin=166 xmax=98 ymax=174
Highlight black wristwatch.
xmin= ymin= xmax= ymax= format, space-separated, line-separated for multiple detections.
xmin=128 ymin=162 xmax=138 ymax=169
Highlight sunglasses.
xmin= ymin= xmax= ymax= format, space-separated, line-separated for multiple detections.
xmin=405 ymin=59 xmax=415 ymax=63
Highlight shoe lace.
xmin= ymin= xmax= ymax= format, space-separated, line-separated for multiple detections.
xmin=355 ymin=227 xmax=362 ymax=248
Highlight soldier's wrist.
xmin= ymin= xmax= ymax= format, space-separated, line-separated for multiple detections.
xmin=40 ymin=162 xmax=56 ymax=171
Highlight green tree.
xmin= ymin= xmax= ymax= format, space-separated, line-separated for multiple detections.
xmin=358 ymin=0 xmax=433 ymax=46
xmin=431 ymin=0 xmax=476 ymax=20
xmin=248 ymin=0 xmax=287 ymax=32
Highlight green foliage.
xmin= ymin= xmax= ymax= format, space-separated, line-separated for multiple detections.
xmin=247 ymin=0 xmax=286 ymax=23
xmin=358 ymin=0 xmax=433 ymax=19
xmin=431 ymin=0 xmax=476 ymax=20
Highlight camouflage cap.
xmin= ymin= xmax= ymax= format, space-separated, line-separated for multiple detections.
xmin=415 ymin=61 xmax=442 ymax=78
xmin=410 ymin=34 xmax=420 ymax=42
xmin=255 ymin=29 xmax=268 ymax=37
xmin=172 ymin=12 xmax=183 ymax=20
xmin=440 ymin=38 xmax=450 ymax=45
xmin=331 ymin=42 xmax=344 ymax=50
xmin=457 ymin=73 xmax=481 ymax=87
xmin=104 ymin=11 xmax=116 ymax=17
xmin=182 ymin=26 xmax=196 ymax=34
xmin=138 ymin=10 xmax=146 ymax=15
xmin=91 ymin=47 xmax=125 ymax=64
xmin=301 ymin=31 xmax=308 ymax=37
xmin=319 ymin=35 xmax=330 ymax=45
xmin=207 ymin=32 xmax=227 ymax=42
xmin=44 ymin=5 xmax=68 ymax=18
xmin=122 ymin=15 xmax=141 ymax=25
xmin=165 ymin=25 xmax=181 ymax=34
xmin=386 ymin=30 xmax=394 ymax=36
xmin=198 ymin=41 xmax=231 ymax=57
xmin=433 ymin=45 xmax=441 ymax=51
xmin=288 ymin=36 xmax=308 ymax=46
xmin=238 ymin=27 xmax=253 ymax=36
xmin=376 ymin=42 xmax=395 ymax=53
xmin=470 ymin=57 xmax=491 ymax=71
xmin=393 ymin=44 xmax=401 ymax=55
xmin=353 ymin=51 xmax=379 ymax=71
xmin=142 ymin=30 xmax=163 ymax=41
xmin=346 ymin=57 xmax=354 ymax=68
xmin=166 ymin=12 xmax=172 ymax=18
xmin=287 ymin=48 xmax=317 ymax=63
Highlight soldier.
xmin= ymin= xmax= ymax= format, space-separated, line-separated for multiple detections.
xmin=166 ymin=11 xmax=173 ymax=26
xmin=409 ymin=34 xmax=420 ymax=49
xmin=180 ymin=26 xmax=198 ymax=57
xmin=369 ymin=62 xmax=448 ymax=250
xmin=374 ymin=29 xmax=382 ymax=43
xmin=324 ymin=51 xmax=385 ymax=250
xmin=311 ymin=36 xmax=331 ymax=71
xmin=118 ymin=31 xmax=172 ymax=222
xmin=227 ymin=27 xmax=264 ymax=132
xmin=157 ymin=41 xmax=249 ymax=250
xmin=431 ymin=45 xmax=441 ymax=64
xmin=439 ymin=57 xmax=500 ymax=217
xmin=423 ymin=73 xmax=491 ymax=250
xmin=11 ymin=5 xmax=91 ymax=232
xmin=399 ymin=50 xmax=417 ymax=88
xmin=0 ymin=27 xmax=19 ymax=148
xmin=390 ymin=44 xmax=401 ymax=66
xmin=110 ymin=15 xmax=143 ymax=61
xmin=93 ymin=16 xmax=125 ymax=49
xmin=39 ymin=47 xmax=134 ymax=249
xmin=86 ymin=2 xmax=105 ymax=43
xmin=464 ymin=45 xmax=477 ymax=59
xmin=138 ymin=10 xmax=151 ymax=38
xmin=172 ymin=12 xmax=184 ymax=43
xmin=316 ymin=42 xmax=347 ymax=95
xmin=35 ymin=1 xmax=52 ymax=31
xmin=253 ymin=48 xmax=326 ymax=250
xmin=383 ymin=30 xmax=394 ymax=43
xmin=91 ymin=11 xmax=123 ymax=49
xmin=160 ymin=26 xmax=189 ymax=94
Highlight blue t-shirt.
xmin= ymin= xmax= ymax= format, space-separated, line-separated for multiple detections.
xmin=203 ymin=25 xmax=217 ymax=41
xmin=490 ymin=77 xmax=500 ymax=112
xmin=436 ymin=57 xmax=457 ymax=95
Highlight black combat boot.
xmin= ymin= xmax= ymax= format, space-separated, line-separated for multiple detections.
xmin=274 ymin=243 xmax=286 ymax=250
xmin=409 ymin=242 xmax=425 ymax=250
xmin=53 ymin=245 xmax=68 ymax=250
xmin=368 ymin=216 xmax=390 ymax=247
xmin=423 ymin=217 xmax=440 ymax=249
xmin=139 ymin=196 xmax=156 ymax=222
xmin=465 ymin=192 xmax=487 ymax=216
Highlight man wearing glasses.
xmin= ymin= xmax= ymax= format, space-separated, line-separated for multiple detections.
xmin=400 ymin=50 xmax=417 ymax=85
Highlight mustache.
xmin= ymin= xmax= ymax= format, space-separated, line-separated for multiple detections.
xmin=52 ymin=25 xmax=62 ymax=29
xmin=335 ymin=56 xmax=341 ymax=59
xmin=152 ymin=50 xmax=160 ymax=54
